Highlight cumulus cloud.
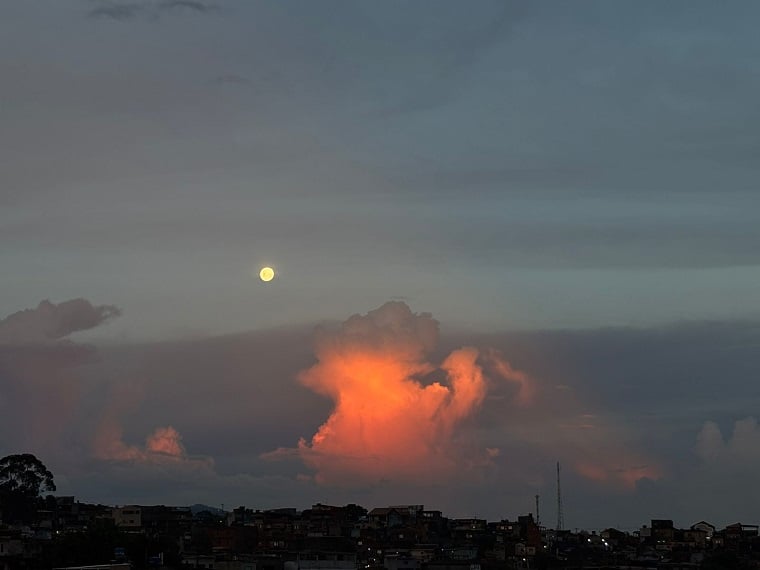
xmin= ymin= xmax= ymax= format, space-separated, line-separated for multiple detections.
xmin=260 ymin=302 xmax=666 ymax=493
xmin=146 ymin=426 xmax=185 ymax=456
xmin=94 ymin=423 xmax=202 ymax=464
xmin=91 ymin=375 xmax=212 ymax=469
xmin=0 ymin=298 xmax=120 ymax=344
xmin=696 ymin=417 xmax=760 ymax=464
xmin=269 ymin=302 xmax=532 ymax=485
xmin=91 ymin=388 xmax=213 ymax=472
xmin=695 ymin=420 xmax=725 ymax=461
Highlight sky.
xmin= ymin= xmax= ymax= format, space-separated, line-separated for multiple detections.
xmin=1 ymin=0 xmax=760 ymax=530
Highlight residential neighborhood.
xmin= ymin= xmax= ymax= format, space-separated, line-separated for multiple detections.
xmin=1 ymin=497 xmax=758 ymax=570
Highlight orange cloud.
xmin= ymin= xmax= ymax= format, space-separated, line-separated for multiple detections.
xmin=290 ymin=302 xmax=531 ymax=485
xmin=94 ymin=424 xmax=188 ymax=462
xmin=483 ymin=348 xmax=534 ymax=406
xmin=145 ymin=426 xmax=185 ymax=457
xmin=574 ymin=456 xmax=662 ymax=489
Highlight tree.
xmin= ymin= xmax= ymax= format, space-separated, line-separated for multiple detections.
xmin=0 ymin=453 xmax=56 ymax=523
xmin=0 ymin=453 xmax=56 ymax=497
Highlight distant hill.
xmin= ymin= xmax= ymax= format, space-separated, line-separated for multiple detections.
xmin=189 ymin=504 xmax=227 ymax=516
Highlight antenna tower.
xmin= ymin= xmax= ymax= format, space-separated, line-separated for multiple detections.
xmin=535 ymin=494 xmax=540 ymax=527
xmin=556 ymin=461 xmax=564 ymax=531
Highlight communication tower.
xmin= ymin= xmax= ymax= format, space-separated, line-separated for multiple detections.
xmin=556 ymin=461 xmax=564 ymax=531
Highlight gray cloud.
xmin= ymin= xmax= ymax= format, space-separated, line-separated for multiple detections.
xmin=0 ymin=299 xmax=121 ymax=344
xmin=88 ymin=0 xmax=218 ymax=21
xmin=3 ymin=189 xmax=757 ymax=273
xmin=0 ymin=299 xmax=121 ymax=454
xmin=464 ymin=320 xmax=760 ymax=424
xmin=88 ymin=3 xmax=142 ymax=21
xmin=160 ymin=0 xmax=217 ymax=14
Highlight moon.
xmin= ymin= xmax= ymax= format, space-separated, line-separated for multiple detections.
xmin=259 ymin=266 xmax=275 ymax=282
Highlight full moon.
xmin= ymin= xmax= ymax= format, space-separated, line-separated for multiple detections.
xmin=259 ymin=266 xmax=275 ymax=282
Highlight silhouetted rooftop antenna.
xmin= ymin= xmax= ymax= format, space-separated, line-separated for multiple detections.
xmin=535 ymin=494 xmax=540 ymax=527
xmin=556 ymin=461 xmax=564 ymax=531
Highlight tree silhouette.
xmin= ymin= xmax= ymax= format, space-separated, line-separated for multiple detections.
xmin=0 ymin=453 xmax=56 ymax=523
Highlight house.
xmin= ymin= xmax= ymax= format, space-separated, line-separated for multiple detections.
xmin=690 ymin=521 xmax=715 ymax=538
xmin=600 ymin=528 xmax=626 ymax=547
xmin=722 ymin=522 xmax=759 ymax=547
xmin=369 ymin=509 xmax=403 ymax=529
xmin=111 ymin=506 xmax=141 ymax=529
xmin=681 ymin=528 xmax=708 ymax=548
xmin=388 ymin=506 xmax=424 ymax=523
xmin=141 ymin=505 xmax=193 ymax=536
xmin=651 ymin=519 xmax=674 ymax=540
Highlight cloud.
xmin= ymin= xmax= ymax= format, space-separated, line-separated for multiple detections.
xmin=90 ymin=371 xmax=212 ymax=469
xmin=88 ymin=3 xmax=142 ymax=21
xmin=611 ymin=417 xmax=760 ymax=527
xmin=1 ymin=294 xmax=754 ymax=525
xmin=0 ymin=299 xmax=121 ymax=451
xmin=0 ymin=298 xmax=120 ymax=344
xmin=146 ymin=425 xmax=185 ymax=456
xmin=90 ymin=381 xmax=215 ymax=475
xmin=88 ymin=0 xmax=218 ymax=21
xmin=256 ymin=303 xmax=667 ymax=494
xmin=696 ymin=417 xmax=760 ymax=465
xmin=269 ymin=302 xmax=531 ymax=485
xmin=160 ymin=0 xmax=216 ymax=13
xmin=695 ymin=420 xmax=725 ymax=462
xmin=94 ymin=422 xmax=209 ymax=467
xmin=573 ymin=459 xmax=662 ymax=490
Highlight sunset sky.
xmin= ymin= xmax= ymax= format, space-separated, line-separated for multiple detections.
xmin=2 ymin=1 xmax=760 ymax=529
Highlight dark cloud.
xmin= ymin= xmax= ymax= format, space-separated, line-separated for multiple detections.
xmin=99 ymin=327 xmax=326 ymax=458
xmin=0 ymin=299 xmax=121 ymax=344
xmin=0 ymin=299 xmax=120 ymax=457
xmin=0 ymin=343 xmax=96 ymax=371
xmin=88 ymin=3 xmax=143 ymax=20
xmin=87 ymin=0 xmax=218 ymax=21
xmin=160 ymin=0 xmax=217 ymax=14
xmin=444 ymin=320 xmax=757 ymax=468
